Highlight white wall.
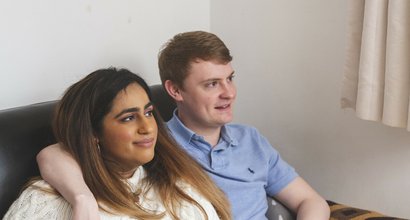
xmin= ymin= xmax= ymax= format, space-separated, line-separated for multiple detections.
xmin=211 ymin=0 xmax=410 ymax=218
xmin=0 ymin=0 xmax=209 ymax=110
xmin=3 ymin=0 xmax=410 ymax=218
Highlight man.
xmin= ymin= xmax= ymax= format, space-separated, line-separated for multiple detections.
xmin=37 ymin=31 xmax=329 ymax=220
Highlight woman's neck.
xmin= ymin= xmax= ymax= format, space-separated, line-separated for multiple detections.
xmin=119 ymin=169 xmax=137 ymax=178
xmin=112 ymin=165 xmax=139 ymax=179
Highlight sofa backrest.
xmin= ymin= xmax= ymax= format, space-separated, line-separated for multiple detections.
xmin=0 ymin=84 xmax=175 ymax=217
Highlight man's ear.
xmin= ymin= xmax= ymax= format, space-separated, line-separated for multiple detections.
xmin=164 ymin=80 xmax=183 ymax=101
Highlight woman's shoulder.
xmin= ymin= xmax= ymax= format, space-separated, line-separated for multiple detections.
xmin=3 ymin=180 xmax=73 ymax=219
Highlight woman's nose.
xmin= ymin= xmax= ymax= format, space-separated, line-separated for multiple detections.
xmin=138 ymin=117 xmax=155 ymax=134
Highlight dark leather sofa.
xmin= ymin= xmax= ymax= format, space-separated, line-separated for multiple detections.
xmin=0 ymin=85 xmax=401 ymax=219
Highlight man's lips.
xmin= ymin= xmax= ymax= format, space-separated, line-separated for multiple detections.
xmin=133 ymin=138 xmax=155 ymax=148
xmin=215 ymin=104 xmax=231 ymax=110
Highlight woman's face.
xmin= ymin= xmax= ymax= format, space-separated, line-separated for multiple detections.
xmin=100 ymin=83 xmax=158 ymax=178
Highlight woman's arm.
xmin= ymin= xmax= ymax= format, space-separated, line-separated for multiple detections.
xmin=36 ymin=143 xmax=100 ymax=220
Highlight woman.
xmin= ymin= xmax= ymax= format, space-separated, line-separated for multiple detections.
xmin=4 ymin=68 xmax=231 ymax=220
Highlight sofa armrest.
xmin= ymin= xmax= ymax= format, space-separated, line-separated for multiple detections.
xmin=266 ymin=199 xmax=407 ymax=220
xmin=327 ymin=200 xmax=406 ymax=220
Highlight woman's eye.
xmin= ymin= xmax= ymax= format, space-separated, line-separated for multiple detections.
xmin=121 ymin=115 xmax=134 ymax=122
xmin=144 ymin=110 xmax=153 ymax=117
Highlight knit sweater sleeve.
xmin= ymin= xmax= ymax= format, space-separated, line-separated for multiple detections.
xmin=3 ymin=180 xmax=73 ymax=220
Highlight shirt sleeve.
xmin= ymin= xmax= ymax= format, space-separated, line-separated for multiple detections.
xmin=256 ymin=131 xmax=299 ymax=196
xmin=3 ymin=180 xmax=73 ymax=220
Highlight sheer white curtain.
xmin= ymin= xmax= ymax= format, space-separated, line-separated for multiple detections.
xmin=341 ymin=0 xmax=410 ymax=130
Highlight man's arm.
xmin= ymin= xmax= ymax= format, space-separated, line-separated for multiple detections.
xmin=36 ymin=143 xmax=100 ymax=220
xmin=275 ymin=177 xmax=330 ymax=220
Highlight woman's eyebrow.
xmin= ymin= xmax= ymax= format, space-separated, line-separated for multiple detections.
xmin=114 ymin=102 xmax=153 ymax=119
xmin=144 ymin=102 xmax=153 ymax=110
xmin=114 ymin=107 xmax=140 ymax=119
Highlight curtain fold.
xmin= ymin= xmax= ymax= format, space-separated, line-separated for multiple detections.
xmin=341 ymin=0 xmax=410 ymax=131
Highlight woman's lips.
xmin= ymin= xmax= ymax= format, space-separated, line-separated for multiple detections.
xmin=133 ymin=138 xmax=155 ymax=148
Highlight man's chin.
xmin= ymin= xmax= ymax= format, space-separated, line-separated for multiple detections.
xmin=217 ymin=117 xmax=233 ymax=125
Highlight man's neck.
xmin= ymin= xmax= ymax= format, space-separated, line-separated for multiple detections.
xmin=187 ymin=124 xmax=222 ymax=147
xmin=197 ymin=127 xmax=221 ymax=147
xmin=177 ymin=115 xmax=222 ymax=147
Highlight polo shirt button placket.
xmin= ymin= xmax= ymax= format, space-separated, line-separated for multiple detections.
xmin=210 ymin=149 xmax=225 ymax=170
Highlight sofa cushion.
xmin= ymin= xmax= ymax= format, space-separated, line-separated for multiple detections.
xmin=266 ymin=197 xmax=295 ymax=219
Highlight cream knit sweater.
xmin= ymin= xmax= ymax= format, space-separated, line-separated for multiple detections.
xmin=4 ymin=167 xmax=220 ymax=220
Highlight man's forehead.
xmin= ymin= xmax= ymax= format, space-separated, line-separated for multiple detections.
xmin=187 ymin=61 xmax=233 ymax=78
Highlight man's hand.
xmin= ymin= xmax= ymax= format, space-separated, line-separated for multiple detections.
xmin=37 ymin=143 xmax=100 ymax=220
xmin=72 ymin=194 xmax=101 ymax=220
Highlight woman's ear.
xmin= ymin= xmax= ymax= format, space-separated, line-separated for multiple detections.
xmin=164 ymin=80 xmax=183 ymax=101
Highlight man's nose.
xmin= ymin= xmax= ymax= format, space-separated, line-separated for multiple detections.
xmin=220 ymin=83 xmax=236 ymax=99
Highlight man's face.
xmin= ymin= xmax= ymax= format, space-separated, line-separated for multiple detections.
xmin=176 ymin=60 xmax=236 ymax=133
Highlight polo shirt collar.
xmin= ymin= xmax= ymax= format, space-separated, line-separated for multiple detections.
xmin=167 ymin=110 xmax=196 ymax=147
xmin=220 ymin=125 xmax=239 ymax=146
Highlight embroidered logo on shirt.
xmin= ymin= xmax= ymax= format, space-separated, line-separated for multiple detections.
xmin=248 ymin=168 xmax=255 ymax=174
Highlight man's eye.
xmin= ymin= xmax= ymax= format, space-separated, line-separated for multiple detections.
xmin=228 ymin=75 xmax=235 ymax=82
xmin=206 ymin=81 xmax=218 ymax=87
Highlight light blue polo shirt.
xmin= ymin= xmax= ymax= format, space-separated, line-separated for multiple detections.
xmin=167 ymin=112 xmax=298 ymax=220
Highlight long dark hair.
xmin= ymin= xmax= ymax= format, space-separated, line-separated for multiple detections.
xmin=53 ymin=67 xmax=231 ymax=219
